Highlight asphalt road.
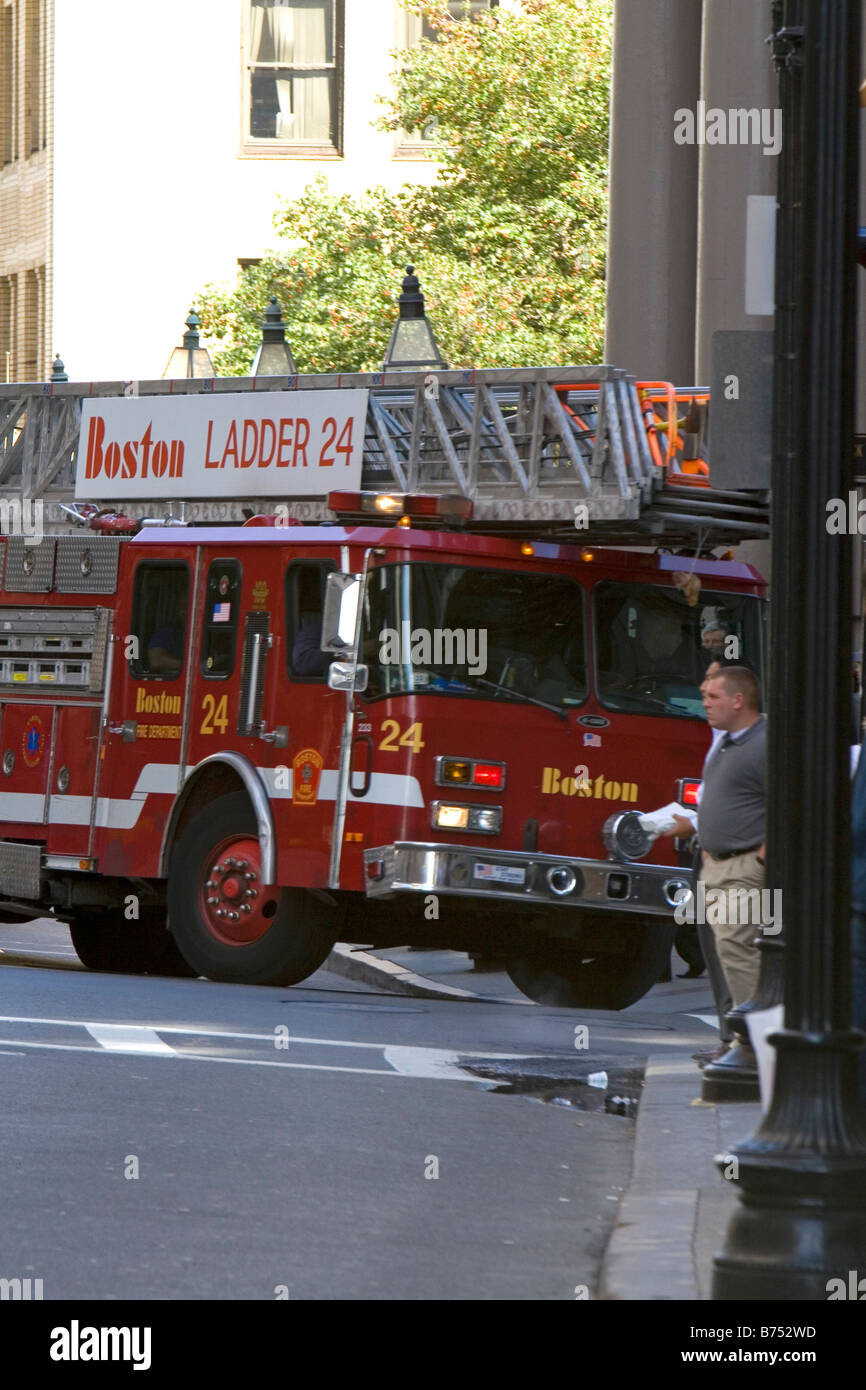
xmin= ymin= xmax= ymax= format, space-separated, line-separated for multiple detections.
xmin=0 ymin=919 xmax=716 ymax=1301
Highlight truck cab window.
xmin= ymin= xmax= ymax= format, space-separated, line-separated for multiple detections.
xmin=286 ymin=561 xmax=335 ymax=681
xmin=130 ymin=564 xmax=190 ymax=681
xmin=200 ymin=560 xmax=242 ymax=678
xmin=594 ymin=582 xmax=763 ymax=719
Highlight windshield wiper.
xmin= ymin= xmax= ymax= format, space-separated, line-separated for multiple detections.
xmin=613 ymin=692 xmax=696 ymax=717
xmin=469 ymin=676 xmax=569 ymax=721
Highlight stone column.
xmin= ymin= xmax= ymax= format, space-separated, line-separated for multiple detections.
xmin=694 ymin=0 xmax=778 ymax=386
xmin=604 ymin=0 xmax=702 ymax=385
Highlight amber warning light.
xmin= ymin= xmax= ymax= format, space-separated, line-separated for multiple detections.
xmin=328 ymin=491 xmax=473 ymax=524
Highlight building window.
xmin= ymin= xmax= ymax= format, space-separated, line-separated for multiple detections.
xmin=21 ymin=266 xmax=40 ymax=381
xmin=0 ymin=276 xmax=14 ymax=383
xmin=243 ymin=1 xmax=344 ymax=157
xmin=24 ymin=0 xmax=45 ymax=157
xmin=0 ymin=0 xmax=45 ymax=165
xmin=1 ymin=2 xmax=14 ymax=167
xmin=395 ymin=1 xmax=498 ymax=157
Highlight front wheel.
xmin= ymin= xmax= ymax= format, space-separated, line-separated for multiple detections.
xmin=506 ymin=920 xmax=674 ymax=1009
xmin=167 ymin=791 xmax=337 ymax=986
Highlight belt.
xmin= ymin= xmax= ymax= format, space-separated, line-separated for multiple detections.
xmin=708 ymin=843 xmax=762 ymax=862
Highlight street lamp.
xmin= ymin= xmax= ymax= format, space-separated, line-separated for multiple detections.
xmin=251 ymin=296 xmax=297 ymax=376
xmin=383 ymin=266 xmax=447 ymax=370
xmin=162 ymin=308 xmax=215 ymax=379
xmin=711 ymin=0 xmax=866 ymax=1300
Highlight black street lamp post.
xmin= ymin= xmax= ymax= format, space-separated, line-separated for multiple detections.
xmin=383 ymin=266 xmax=447 ymax=370
xmin=251 ymin=296 xmax=297 ymax=376
xmin=712 ymin=0 xmax=866 ymax=1299
xmin=162 ymin=309 xmax=216 ymax=380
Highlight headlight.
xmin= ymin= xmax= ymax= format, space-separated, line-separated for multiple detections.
xmin=431 ymin=802 xmax=503 ymax=834
xmin=603 ymin=811 xmax=654 ymax=861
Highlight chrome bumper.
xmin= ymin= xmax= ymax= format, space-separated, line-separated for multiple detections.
xmin=363 ymin=842 xmax=693 ymax=917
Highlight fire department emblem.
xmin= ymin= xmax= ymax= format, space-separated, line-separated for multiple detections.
xmin=252 ymin=579 xmax=269 ymax=608
xmin=292 ymin=748 xmax=323 ymax=805
xmin=22 ymin=714 xmax=44 ymax=768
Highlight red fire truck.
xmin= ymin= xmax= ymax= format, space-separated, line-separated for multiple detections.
xmin=0 ymin=366 xmax=768 ymax=1006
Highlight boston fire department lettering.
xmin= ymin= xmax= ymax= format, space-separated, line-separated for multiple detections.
xmin=541 ymin=767 xmax=638 ymax=801
xmin=135 ymin=689 xmax=182 ymax=716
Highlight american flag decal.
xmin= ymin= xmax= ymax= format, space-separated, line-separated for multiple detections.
xmin=583 ymin=732 xmax=602 ymax=747
xmin=212 ymin=602 xmax=231 ymax=622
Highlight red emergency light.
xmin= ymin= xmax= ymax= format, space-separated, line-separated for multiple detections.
xmin=328 ymin=491 xmax=473 ymax=525
xmin=473 ymin=763 xmax=505 ymax=788
xmin=679 ymin=779 xmax=701 ymax=807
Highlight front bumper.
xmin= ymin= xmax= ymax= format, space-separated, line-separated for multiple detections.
xmin=363 ymin=842 xmax=693 ymax=917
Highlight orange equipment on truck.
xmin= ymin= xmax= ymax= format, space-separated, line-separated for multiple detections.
xmin=0 ymin=365 xmax=767 ymax=1006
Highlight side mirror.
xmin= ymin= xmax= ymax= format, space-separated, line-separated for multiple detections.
xmin=328 ymin=662 xmax=368 ymax=693
xmin=321 ymin=572 xmax=362 ymax=655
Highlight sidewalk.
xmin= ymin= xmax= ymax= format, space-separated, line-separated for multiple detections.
xmin=328 ymin=943 xmax=762 ymax=1300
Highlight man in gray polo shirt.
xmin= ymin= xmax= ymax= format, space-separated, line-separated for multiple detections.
xmin=697 ymin=667 xmax=766 ymax=1012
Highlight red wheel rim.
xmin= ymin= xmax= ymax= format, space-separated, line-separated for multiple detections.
xmin=198 ymin=834 xmax=279 ymax=945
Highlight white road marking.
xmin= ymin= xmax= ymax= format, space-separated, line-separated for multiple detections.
xmin=0 ymin=1014 xmax=536 ymax=1060
xmin=686 ymin=1013 xmax=720 ymax=1030
xmin=383 ymin=1047 xmax=469 ymax=1081
xmin=0 ymin=1013 xmax=537 ymax=1080
xmin=84 ymin=1024 xmax=177 ymax=1056
xmin=0 ymin=1039 xmax=400 ymax=1075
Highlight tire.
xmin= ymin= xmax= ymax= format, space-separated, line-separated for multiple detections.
xmin=167 ymin=791 xmax=337 ymax=986
xmin=506 ymin=920 xmax=675 ymax=1010
xmin=69 ymin=909 xmax=196 ymax=977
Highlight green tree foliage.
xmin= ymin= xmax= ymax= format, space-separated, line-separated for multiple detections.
xmin=199 ymin=0 xmax=611 ymax=375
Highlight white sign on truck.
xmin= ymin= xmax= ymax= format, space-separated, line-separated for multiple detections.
xmin=76 ymin=390 xmax=368 ymax=499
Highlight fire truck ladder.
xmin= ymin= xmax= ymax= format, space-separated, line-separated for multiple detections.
xmin=0 ymin=366 xmax=768 ymax=547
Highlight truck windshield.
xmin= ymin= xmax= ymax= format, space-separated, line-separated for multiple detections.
xmin=593 ymin=581 xmax=765 ymax=719
xmin=361 ymin=563 xmax=588 ymax=707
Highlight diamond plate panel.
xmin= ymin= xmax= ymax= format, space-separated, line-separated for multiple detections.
xmin=54 ymin=537 xmax=120 ymax=593
xmin=0 ymin=840 xmax=41 ymax=899
xmin=4 ymin=537 xmax=55 ymax=592
xmin=89 ymin=607 xmax=112 ymax=692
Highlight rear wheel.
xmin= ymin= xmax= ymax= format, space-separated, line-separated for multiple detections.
xmin=167 ymin=791 xmax=337 ymax=986
xmin=69 ymin=909 xmax=195 ymax=976
xmin=506 ymin=920 xmax=674 ymax=1009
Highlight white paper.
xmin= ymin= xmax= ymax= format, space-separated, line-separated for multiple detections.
xmin=637 ymin=801 xmax=693 ymax=836
xmin=747 ymin=1004 xmax=783 ymax=1113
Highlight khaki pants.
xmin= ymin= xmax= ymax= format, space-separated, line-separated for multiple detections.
xmin=699 ymin=850 xmax=765 ymax=1008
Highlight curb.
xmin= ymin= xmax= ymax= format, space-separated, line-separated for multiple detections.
xmin=598 ymin=1054 xmax=737 ymax=1301
xmin=325 ymin=943 xmax=482 ymax=1001
xmin=0 ymin=949 xmax=84 ymax=972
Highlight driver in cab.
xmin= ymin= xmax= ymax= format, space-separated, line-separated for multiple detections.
xmin=631 ymin=607 xmax=691 ymax=680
